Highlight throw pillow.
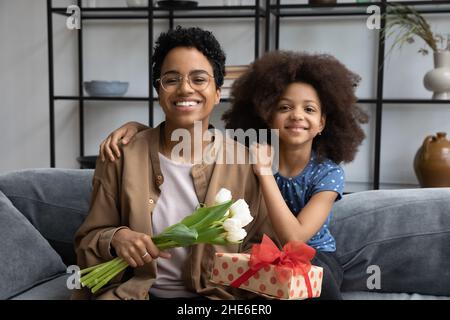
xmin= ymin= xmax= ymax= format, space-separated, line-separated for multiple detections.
xmin=0 ymin=169 xmax=93 ymax=266
xmin=0 ymin=190 xmax=66 ymax=299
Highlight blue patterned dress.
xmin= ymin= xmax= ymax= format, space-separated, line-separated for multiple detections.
xmin=274 ymin=152 xmax=344 ymax=252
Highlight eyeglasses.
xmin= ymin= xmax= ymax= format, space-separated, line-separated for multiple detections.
xmin=157 ymin=71 xmax=214 ymax=92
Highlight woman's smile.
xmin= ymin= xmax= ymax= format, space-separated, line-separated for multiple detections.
xmin=173 ymin=99 xmax=203 ymax=111
xmin=158 ymin=47 xmax=220 ymax=129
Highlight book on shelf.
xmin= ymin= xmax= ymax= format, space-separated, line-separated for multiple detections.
xmin=225 ymin=65 xmax=249 ymax=80
xmin=221 ymin=78 xmax=235 ymax=99
xmin=221 ymin=65 xmax=249 ymax=98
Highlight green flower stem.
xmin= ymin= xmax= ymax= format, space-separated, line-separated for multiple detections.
xmin=91 ymin=260 xmax=128 ymax=294
xmin=83 ymin=259 xmax=123 ymax=288
xmin=83 ymin=260 xmax=121 ymax=289
xmin=90 ymin=259 xmax=127 ymax=289
xmin=156 ymin=240 xmax=182 ymax=250
xmin=208 ymin=237 xmax=232 ymax=245
xmin=79 ymin=259 xmax=115 ymax=276
xmin=152 ymin=236 xmax=178 ymax=246
xmin=80 ymin=260 xmax=114 ymax=286
xmin=82 ymin=267 xmax=108 ymax=288
xmin=210 ymin=219 xmax=226 ymax=228
xmin=81 ymin=257 xmax=123 ymax=287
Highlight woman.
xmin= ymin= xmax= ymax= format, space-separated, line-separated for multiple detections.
xmin=73 ymin=26 xmax=275 ymax=300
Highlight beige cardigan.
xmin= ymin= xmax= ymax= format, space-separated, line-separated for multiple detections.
xmin=72 ymin=123 xmax=277 ymax=300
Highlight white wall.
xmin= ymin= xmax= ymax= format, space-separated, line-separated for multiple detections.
xmin=1 ymin=0 xmax=450 ymax=192
xmin=0 ymin=0 xmax=51 ymax=172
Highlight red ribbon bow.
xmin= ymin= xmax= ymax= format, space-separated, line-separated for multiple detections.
xmin=231 ymin=234 xmax=316 ymax=298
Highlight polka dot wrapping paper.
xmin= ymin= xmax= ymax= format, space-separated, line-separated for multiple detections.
xmin=210 ymin=252 xmax=323 ymax=300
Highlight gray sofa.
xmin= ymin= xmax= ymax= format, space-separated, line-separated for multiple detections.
xmin=0 ymin=168 xmax=449 ymax=300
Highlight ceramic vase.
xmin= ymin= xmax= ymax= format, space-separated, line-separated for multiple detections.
xmin=423 ymin=50 xmax=450 ymax=100
xmin=414 ymin=132 xmax=450 ymax=187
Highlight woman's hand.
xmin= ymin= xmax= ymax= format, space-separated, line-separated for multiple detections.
xmin=99 ymin=121 xmax=148 ymax=162
xmin=250 ymin=143 xmax=275 ymax=177
xmin=111 ymin=228 xmax=171 ymax=268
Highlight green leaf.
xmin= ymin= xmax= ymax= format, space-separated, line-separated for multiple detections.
xmin=190 ymin=201 xmax=233 ymax=231
xmin=152 ymin=223 xmax=198 ymax=246
xmin=176 ymin=205 xmax=212 ymax=228
xmin=175 ymin=201 xmax=232 ymax=228
xmin=196 ymin=227 xmax=226 ymax=243
xmin=207 ymin=237 xmax=231 ymax=245
xmin=382 ymin=3 xmax=438 ymax=54
xmin=155 ymin=240 xmax=181 ymax=250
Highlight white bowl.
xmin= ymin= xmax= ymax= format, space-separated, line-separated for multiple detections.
xmin=84 ymin=81 xmax=129 ymax=96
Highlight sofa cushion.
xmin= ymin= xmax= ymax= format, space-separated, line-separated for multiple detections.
xmin=10 ymin=274 xmax=72 ymax=300
xmin=331 ymin=188 xmax=450 ymax=297
xmin=342 ymin=291 xmax=450 ymax=300
xmin=0 ymin=190 xmax=67 ymax=299
xmin=0 ymin=169 xmax=93 ymax=266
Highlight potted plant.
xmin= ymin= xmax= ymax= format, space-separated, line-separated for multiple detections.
xmin=382 ymin=4 xmax=450 ymax=99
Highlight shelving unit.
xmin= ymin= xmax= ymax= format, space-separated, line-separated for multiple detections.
xmin=47 ymin=0 xmax=450 ymax=191
xmin=46 ymin=0 xmax=267 ymax=168
xmin=267 ymin=0 xmax=450 ymax=190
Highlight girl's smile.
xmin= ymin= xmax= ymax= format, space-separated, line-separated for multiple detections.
xmin=271 ymin=82 xmax=325 ymax=148
xmin=285 ymin=124 xmax=309 ymax=133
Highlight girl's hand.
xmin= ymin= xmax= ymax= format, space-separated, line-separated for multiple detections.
xmin=111 ymin=228 xmax=171 ymax=268
xmin=99 ymin=121 xmax=148 ymax=162
xmin=250 ymin=143 xmax=275 ymax=177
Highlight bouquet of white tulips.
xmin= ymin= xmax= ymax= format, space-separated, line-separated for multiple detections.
xmin=79 ymin=188 xmax=253 ymax=294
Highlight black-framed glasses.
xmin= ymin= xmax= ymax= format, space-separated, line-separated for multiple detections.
xmin=157 ymin=71 xmax=214 ymax=92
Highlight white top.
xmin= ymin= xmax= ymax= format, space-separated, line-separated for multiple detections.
xmin=149 ymin=152 xmax=200 ymax=298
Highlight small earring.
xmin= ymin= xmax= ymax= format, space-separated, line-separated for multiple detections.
xmin=318 ymin=132 xmax=322 ymax=136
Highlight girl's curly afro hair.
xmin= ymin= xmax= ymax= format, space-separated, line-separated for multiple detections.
xmin=152 ymin=26 xmax=226 ymax=91
xmin=222 ymin=51 xmax=369 ymax=164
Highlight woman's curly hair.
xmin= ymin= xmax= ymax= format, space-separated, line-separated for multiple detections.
xmin=222 ymin=51 xmax=369 ymax=164
xmin=152 ymin=26 xmax=226 ymax=91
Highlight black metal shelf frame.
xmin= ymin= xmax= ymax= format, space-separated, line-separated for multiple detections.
xmin=53 ymin=95 xmax=234 ymax=103
xmin=47 ymin=0 xmax=266 ymax=168
xmin=267 ymin=0 xmax=450 ymax=190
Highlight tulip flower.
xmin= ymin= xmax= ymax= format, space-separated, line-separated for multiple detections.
xmin=230 ymin=199 xmax=253 ymax=227
xmin=79 ymin=188 xmax=253 ymax=294
xmin=215 ymin=188 xmax=232 ymax=217
xmin=215 ymin=188 xmax=232 ymax=204
xmin=223 ymin=218 xmax=242 ymax=233
xmin=226 ymin=228 xmax=247 ymax=243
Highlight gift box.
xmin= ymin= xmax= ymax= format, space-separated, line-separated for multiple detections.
xmin=210 ymin=235 xmax=323 ymax=300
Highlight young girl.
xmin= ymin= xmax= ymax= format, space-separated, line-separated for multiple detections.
xmin=100 ymin=51 xmax=368 ymax=300
xmin=223 ymin=51 xmax=368 ymax=299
